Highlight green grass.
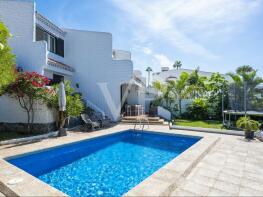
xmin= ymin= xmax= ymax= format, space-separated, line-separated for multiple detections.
xmin=173 ymin=119 xmax=223 ymax=129
xmin=0 ymin=131 xmax=39 ymax=142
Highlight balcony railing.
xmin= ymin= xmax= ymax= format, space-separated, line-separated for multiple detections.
xmin=47 ymin=58 xmax=75 ymax=72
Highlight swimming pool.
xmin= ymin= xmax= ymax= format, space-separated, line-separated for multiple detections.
xmin=7 ymin=130 xmax=201 ymax=197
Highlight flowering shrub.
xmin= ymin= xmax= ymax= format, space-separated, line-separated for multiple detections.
xmin=8 ymin=72 xmax=51 ymax=133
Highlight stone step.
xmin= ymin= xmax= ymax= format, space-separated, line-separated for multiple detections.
xmin=120 ymin=121 xmax=169 ymax=125
xmin=122 ymin=116 xmax=161 ymax=121
xmin=121 ymin=119 xmax=164 ymax=123
xmin=121 ymin=119 xmax=169 ymax=125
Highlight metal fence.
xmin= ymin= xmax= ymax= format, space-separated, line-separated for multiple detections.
xmin=228 ymin=83 xmax=263 ymax=112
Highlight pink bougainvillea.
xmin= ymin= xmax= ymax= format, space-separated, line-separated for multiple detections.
xmin=8 ymin=71 xmax=52 ymax=133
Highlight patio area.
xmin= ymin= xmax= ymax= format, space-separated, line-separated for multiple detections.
xmin=171 ymin=133 xmax=263 ymax=196
xmin=0 ymin=124 xmax=262 ymax=196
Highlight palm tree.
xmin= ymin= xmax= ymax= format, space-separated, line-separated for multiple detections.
xmin=228 ymin=65 xmax=262 ymax=88
xmin=173 ymin=60 xmax=182 ymax=70
xmin=152 ymin=72 xmax=191 ymax=114
xmin=227 ymin=65 xmax=263 ymax=111
xmin=169 ymin=72 xmax=190 ymax=115
xmin=146 ymin=67 xmax=153 ymax=87
xmin=187 ymin=68 xmax=207 ymax=98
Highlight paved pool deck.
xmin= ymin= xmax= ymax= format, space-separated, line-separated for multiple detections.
xmin=0 ymin=124 xmax=262 ymax=196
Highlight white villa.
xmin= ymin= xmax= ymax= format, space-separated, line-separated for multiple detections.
xmin=152 ymin=67 xmax=217 ymax=84
xmin=0 ymin=0 xmax=145 ymax=122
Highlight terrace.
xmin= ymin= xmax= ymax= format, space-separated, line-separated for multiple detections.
xmin=0 ymin=125 xmax=262 ymax=196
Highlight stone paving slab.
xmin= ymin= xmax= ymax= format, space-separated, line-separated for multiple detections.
xmin=170 ymin=134 xmax=263 ymax=196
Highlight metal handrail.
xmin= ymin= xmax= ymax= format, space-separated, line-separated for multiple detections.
xmin=133 ymin=116 xmax=149 ymax=131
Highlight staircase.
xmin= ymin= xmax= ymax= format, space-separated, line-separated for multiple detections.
xmin=121 ymin=116 xmax=169 ymax=125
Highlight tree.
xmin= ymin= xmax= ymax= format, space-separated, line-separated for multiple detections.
xmin=169 ymin=72 xmax=190 ymax=115
xmin=8 ymin=72 xmax=51 ymax=133
xmin=146 ymin=67 xmax=153 ymax=87
xmin=227 ymin=65 xmax=263 ymax=111
xmin=206 ymin=73 xmax=229 ymax=120
xmin=187 ymin=68 xmax=207 ymax=98
xmin=173 ymin=60 xmax=182 ymax=70
xmin=152 ymin=80 xmax=175 ymax=109
xmin=0 ymin=22 xmax=16 ymax=95
xmin=48 ymin=80 xmax=85 ymax=127
xmin=152 ymin=72 xmax=190 ymax=115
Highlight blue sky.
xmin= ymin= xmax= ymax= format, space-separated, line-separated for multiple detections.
xmin=36 ymin=0 xmax=263 ymax=77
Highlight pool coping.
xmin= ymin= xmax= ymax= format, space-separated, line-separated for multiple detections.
xmin=124 ymin=134 xmax=220 ymax=196
xmin=0 ymin=128 xmax=220 ymax=197
xmin=170 ymin=124 xmax=244 ymax=136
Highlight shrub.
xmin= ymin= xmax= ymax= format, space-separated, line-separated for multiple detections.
xmin=8 ymin=72 xmax=51 ymax=133
xmin=0 ymin=22 xmax=16 ymax=94
xmin=236 ymin=117 xmax=259 ymax=132
xmin=48 ymin=81 xmax=85 ymax=127
xmin=186 ymin=98 xmax=208 ymax=120
xmin=236 ymin=116 xmax=259 ymax=139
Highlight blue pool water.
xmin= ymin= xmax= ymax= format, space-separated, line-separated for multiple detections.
xmin=7 ymin=130 xmax=200 ymax=197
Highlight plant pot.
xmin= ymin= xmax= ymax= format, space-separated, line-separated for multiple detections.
xmin=245 ymin=131 xmax=254 ymax=139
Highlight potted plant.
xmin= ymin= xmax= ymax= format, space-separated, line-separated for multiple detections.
xmin=236 ymin=116 xmax=259 ymax=139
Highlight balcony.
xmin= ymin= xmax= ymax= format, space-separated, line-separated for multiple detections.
xmin=112 ymin=50 xmax=131 ymax=61
xmin=46 ymin=58 xmax=75 ymax=76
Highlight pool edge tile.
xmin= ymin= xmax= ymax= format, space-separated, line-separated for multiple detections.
xmin=124 ymin=136 xmax=220 ymax=196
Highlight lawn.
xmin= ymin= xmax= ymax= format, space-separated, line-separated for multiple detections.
xmin=173 ymin=119 xmax=223 ymax=129
xmin=0 ymin=131 xmax=39 ymax=142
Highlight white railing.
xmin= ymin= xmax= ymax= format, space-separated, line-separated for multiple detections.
xmin=112 ymin=50 xmax=131 ymax=61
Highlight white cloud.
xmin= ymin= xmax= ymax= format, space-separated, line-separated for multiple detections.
xmin=142 ymin=47 xmax=152 ymax=55
xmin=154 ymin=54 xmax=173 ymax=68
xmin=111 ymin=0 xmax=262 ymax=59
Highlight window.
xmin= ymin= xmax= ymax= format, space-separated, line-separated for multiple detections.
xmin=36 ymin=26 xmax=64 ymax=57
xmin=56 ymin=38 xmax=64 ymax=57
xmin=36 ymin=26 xmax=48 ymax=43
xmin=49 ymin=35 xmax=56 ymax=53
xmin=51 ymin=74 xmax=64 ymax=85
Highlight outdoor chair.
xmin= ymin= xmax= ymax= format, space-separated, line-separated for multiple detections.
xmin=81 ymin=114 xmax=101 ymax=131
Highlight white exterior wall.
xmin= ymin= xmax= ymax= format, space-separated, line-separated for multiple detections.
xmin=0 ymin=95 xmax=56 ymax=124
xmin=0 ymin=0 xmax=134 ymax=122
xmin=113 ymin=50 xmax=131 ymax=60
xmin=64 ymin=29 xmax=133 ymax=121
xmin=0 ymin=0 xmax=47 ymax=74
xmin=122 ymin=85 xmax=144 ymax=106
